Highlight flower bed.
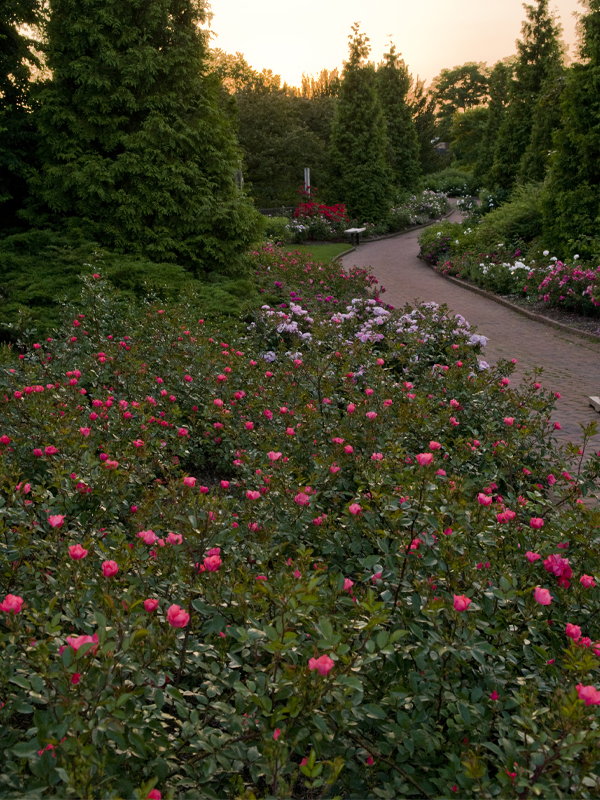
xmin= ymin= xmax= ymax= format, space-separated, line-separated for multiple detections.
xmin=285 ymin=191 xmax=449 ymax=244
xmin=419 ymin=223 xmax=600 ymax=319
xmin=0 ymin=249 xmax=599 ymax=798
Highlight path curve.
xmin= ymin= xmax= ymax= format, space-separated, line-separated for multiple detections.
xmin=341 ymin=212 xmax=600 ymax=448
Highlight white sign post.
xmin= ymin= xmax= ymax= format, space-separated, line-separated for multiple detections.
xmin=304 ymin=167 xmax=310 ymax=196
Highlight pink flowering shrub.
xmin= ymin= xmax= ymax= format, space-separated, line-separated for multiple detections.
xmin=0 ymin=259 xmax=598 ymax=798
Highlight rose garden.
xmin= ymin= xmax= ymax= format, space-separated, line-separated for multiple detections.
xmin=2 ymin=0 xmax=600 ymax=797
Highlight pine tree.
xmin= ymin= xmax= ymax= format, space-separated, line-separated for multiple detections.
xmin=328 ymin=24 xmax=392 ymax=221
xmin=408 ymin=78 xmax=445 ymax=174
xmin=474 ymin=60 xmax=513 ymax=186
xmin=489 ymin=0 xmax=564 ymax=190
xmin=517 ymin=68 xmax=565 ymax=183
xmin=0 ymin=0 xmax=42 ymax=231
xmin=376 ymin=43 xmax=421 ymax=192
xmin=541 ymin=0 xmax=600 ymax=257
xmin=32 ymin=0 xmax=260 ymax=272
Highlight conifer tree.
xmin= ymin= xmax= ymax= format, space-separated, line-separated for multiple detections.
xmin=328 ymin=24 xmax=392 ymax=221
xmin=489 ymin=0 xmax=563 ymax=190
xmin=474 ymin=60 xmax=513 ymax=186
xmin=541 ymin=0 xmax=600 ymax=257
xmin=517 ymin=68 xmax=565 ymax=183
xmin=32 ymin=0 xmax=260 ymax=272
xmin=376 ymin=43 xmax=421 ymax=192
xmin=0 ymin=0 xmax=42 ymax=230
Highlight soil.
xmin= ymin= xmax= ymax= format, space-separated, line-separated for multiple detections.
xmin=487 ymin=291 xmax=600 ymax=339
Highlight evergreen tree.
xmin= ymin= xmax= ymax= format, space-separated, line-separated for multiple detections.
xmin=489 ymin=0 xmax=564 ymax=190
xmin=449 ymin=107 xmax=489 ymax=169
xmin=328 ymin=24 xmax=392 ymax=221
xmin=32 ymin=0 xmax=260 ymax=272
xmin=408 ymin=77 xmax=446 ymax=174
xmin=376 ymin=43 xmax=421 ymax=192
xmin=474 ymin=60 xmax=513 ymax=186
xmin=517 ymin=68 xmax=565 ymax=183
xmin=0 ymin=0 xmax=42 ymax=231
xmin=541 ymin=0 xmax=600 ymax=257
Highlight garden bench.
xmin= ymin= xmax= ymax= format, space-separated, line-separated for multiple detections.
xmin=344 ymin=227 xmax=366 ymax=247
xmin=590 ymin=396 xmax=600 ymax=412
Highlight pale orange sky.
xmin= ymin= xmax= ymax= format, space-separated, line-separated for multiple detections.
xmin=207 ymin=0 xmax=583 ymax=87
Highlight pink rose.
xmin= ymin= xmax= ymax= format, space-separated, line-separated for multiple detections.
xmin=477 ymin=493 xmax=493 ymax=506
xmin=577 ymin=683 xmax=600 ymax=705
xmin=102 ymin=560 xmax=118 ymax=577
xmin=371 ymin=571 xmax=382 ymax=583
xmin=203 ymin=555 xmax=221 ymax=572
xmin=581 ymin=575 xmax=596 ymax=588
xmin=490 ymin=690 xmax=499 ymax=701
xmin=308 ymin=654 xmax=334 ymax=676
xmin=183 ymin=476 xmax=196 ymax=488
xmin=267 ymin=451 xmax=282 ymax=461
xmin=416 ymin=453 xmax=434 ymax=466
xmin=245 ymin=421 xmax=254 ymax=431
xmin=347 ymin=404 xmax=356 ymax=414
xmin=453 ymin=594 xmax=471 ymax=612
xmin=366 ymin=411 xmax=377 ymax=420
xmin=48 ymin=514 xmax=65 ymax=529
xmin=294 ymin=492 xmax=310 ymax=506
xmin=293 ymin=569 xmax=301 ymax=579
xmin=343 ymin=578 xmax=354 ymax=592
xmin=166 ymin=532 xmax=183 ymax=545
xmin=348 ymin=503 xmax=362 ymax=516
xmin=68 ymin=544 xmax=88 ymax=560
xmin=66 ymin=633 xmax=98 ymax=653
xmin=138 ymin=530 xmax=157 ymax=545
xmin=548 ymin=474 xmax=556 ymax=485
xmin=503 ymin=417 xmax=514 ymax=426
xmin=0 ymin=594 xmax=24 ymax=614
xmin=566 ymin=623 xmax=582 ymax=641
xmin=273 ymin=729 xmax=281 ymax=741
xmin=530 ymin=518 xmax=544 ymax=529
xmin=526 ymin=552 xmax=541 ymax=563
xmin=534 ymin=586 xmax=552 ymax=605
xmin=167 ymin=604 xmax=190 ymax=628
xmin=246 ymin=490 xmax=260 ymax=500
xmin=429 ymin=441 xmax=441 ymax=450
xmin=144 ymin=599 xmax=159 ymax=612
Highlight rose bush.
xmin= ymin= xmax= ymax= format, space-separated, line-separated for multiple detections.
xmin=0 ymin=250 xmax=599 ymax=798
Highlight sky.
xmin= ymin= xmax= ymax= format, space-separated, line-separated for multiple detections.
xmin=207 ymin=0 xmax=583 ymax=87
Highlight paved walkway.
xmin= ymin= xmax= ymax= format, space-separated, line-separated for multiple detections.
xmin=342 ymin=214 xmax=600 ymax=450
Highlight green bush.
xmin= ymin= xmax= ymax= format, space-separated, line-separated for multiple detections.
xmin=0 ymin=249 xmax=599 ymax=798
xmin=0 ymin=229 xmax=267 ymax=340
xmin=262 ymin=216 xmax=291 ymax=244
xmin=475 ymin=183 xmax=544 ymax=251
xmin=425 ymin=167 xmax=478 ymax=197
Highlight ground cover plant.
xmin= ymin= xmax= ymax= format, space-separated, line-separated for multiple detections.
xmin=0 ymin=247 xmax=600 ymax=798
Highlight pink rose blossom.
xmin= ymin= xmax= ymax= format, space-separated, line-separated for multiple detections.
xmin=577 ymin=683 xmax=600 ymax=706
xmin=293 ymin=569 xmax=301 ymax=579
xmin=429 ymin=441 xmax=441 ymax=450
xmin=295 ymin=492 xmax=310 ymax=506
xmin=166 ymin=532 xmax=183 ymax=545
xmin=330 ymin=464 xmax=340 ymax=474
xmin=477 ymin=493 xmax=493 ymax=506
xmin=167 ymin=604 xmax=190 ymax=628
xmin=490 ymin=691 xmax=499 ymax=701
xmin=246 ymin=490 xmax=260 ymax=500
xmin=416 ymin=453 xmax=434 ymax=466
xmin=66 ymin=633 xmax=98 ymax=653
xmin=453 ymin=594 xmax=471 ymax=612
xmin=138 ymin=530 xmax=157 ymax=545
xmin=273 ymin=729 xmax=281 ymax=741
xmin=581 ymin=575 xmax=596 ymax=588
xmin=530 ymin=517 xmax=544 ymax=529
xmin=183 ymin=476 xmax=196 ymax=488
xmin=144 ymin=599 xmax=159 ymax=612
xmin=267 ymin=451 xmax=282 ymax=461
xmin=203 ymin=554 xmax=222 ymax=572
xmin=0 ymin=594 xmax=24 ymax=614
xmin=147 ymin=790 xmax=162 ymax=800
xmin=534 ymin=586 xmax=552 ymax=605
xmin=366 ymin=411 xmax=377 ymax=420
xmin=343 ymin=578 xmax=354 ymax=592
xmin=348 ymin=503 xmax=362 ymax=515
xmin=308 ymin=654 xmax=334 ymax=676
xmin=48 ymin=514 xmax=65 ymax=529
xmin=371 ymin=571 xmax=382 ymax=582
xmin=347 ymin=403 xmax=356 ymax=414
xmin=566 ymin=623 xmax=582 ymax=641
xmin=525 ymin=552 xmax=541 ymax=563
xmin=102 ymin=560 xmax=119 ymax=577
xmin=503 ymin=417 xmax=514 ymax=426
xmin=68 ymin=544 xmax=88 ymax=560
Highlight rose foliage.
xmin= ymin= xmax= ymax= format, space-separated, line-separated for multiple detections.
xmin=0 ymin=248 xmax=600 ymax=798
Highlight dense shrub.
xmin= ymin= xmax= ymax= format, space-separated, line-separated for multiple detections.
xmin=262 ymin=216 xmax=292 ymax=244
xmin=424 ymin=168 xmax=478 ymax=197
xmin=0 ymin=247 xmax=599 ymax=798
xmin=474 ymin=184 xmax=544 ymax=252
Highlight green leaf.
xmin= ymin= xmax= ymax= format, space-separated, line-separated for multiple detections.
xmin=376 ymin=630 xmax=390 ymax=649
xmin=362 ymin=703 xmax=387 ymax=719
xmin=10 ymin=674 xmax=31 ymax=690
xmin=458 ymin=702 xmax=471 ymax=725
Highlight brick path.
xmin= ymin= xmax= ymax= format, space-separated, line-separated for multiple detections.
xmin=342 ymin=215 xmax=600 ymax=450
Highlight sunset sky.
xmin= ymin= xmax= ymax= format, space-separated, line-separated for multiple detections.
xmin=208 ymin=0 xmax=583 ymax=87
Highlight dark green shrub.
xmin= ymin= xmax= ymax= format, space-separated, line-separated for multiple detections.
xmin=425 ymin=167 xmax=478 ymax=197
xmin=475 ymin=183 xmax=543 ymax=250
xmin=262 ymin=216 xmax=291 ymax=243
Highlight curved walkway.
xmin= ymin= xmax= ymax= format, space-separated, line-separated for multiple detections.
xmin=342 ymin=214 xmax=600 ymax=449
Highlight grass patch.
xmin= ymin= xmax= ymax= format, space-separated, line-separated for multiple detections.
xmin=288 ymin=242 xmax=351 ymax=262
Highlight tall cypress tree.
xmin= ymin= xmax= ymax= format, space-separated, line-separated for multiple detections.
xmin=0 ymin=0 xmax=42 ymax=231
xmin=328 ymin=24 xmax=392 ymax=221
xmin=474 ymin=60 xmax=513 ymax=186
xmin=376 ymin=43 xmax=421 ymax=192
xmin=489 ymin=0 xmax=563 ymax=190
xmin=541 ymin=0 xmax=600 ymax=257
xmin=32 ymin=0 xmax=260 ymax=272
